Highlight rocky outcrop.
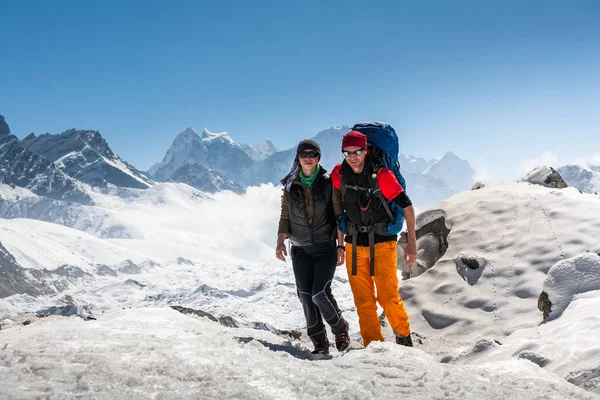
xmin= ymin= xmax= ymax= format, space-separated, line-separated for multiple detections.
xmin=398 ymin=209 xmax=451 ymax=279
xmin=523 ymin=166 xmax=568 ymax=189
xmin=0 ymin=115 xmax=10 ymax=136
xmin=171 ymin=306 xmax=302 ymax=340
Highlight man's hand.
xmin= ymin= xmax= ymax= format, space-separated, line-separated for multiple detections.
xmin=404 ymin=238 xmax=417 ymax=266
xmin=336 ymin=248 xmax=345 ymax=266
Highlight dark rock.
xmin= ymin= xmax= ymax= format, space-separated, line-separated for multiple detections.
xmin=170 ymin=305 xmax=218 ymax=322
xmin=0 ymin=115 xmax=10 ymax=136
xmin=544 ymin=167 xmax=569 ymax=189
xmin=538 ymin=291 xmax=553 ymax=320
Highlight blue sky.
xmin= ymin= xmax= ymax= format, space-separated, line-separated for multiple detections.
xmin=1 ymin=0 xmax=599 ymax=179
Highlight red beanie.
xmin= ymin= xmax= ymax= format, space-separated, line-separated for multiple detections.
xmin=342 ymin=130 xmax=367 ymax=149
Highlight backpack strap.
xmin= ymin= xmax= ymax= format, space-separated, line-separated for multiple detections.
xmin=370 ymin=169 xmax=395 ymax=221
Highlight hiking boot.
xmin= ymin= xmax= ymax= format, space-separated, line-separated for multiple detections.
xmin=311 ymin=346 xmax=330 ymax=355
xmin=396 ymin=334 xmax=413 ymax=347
xmin=335 ymin=330 xmax=350 ymax=352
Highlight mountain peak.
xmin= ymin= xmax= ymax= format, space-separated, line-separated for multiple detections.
xmin=201 ymin=128 xmax=231 ymax=141
xmin=0 ymin=115 xmax=11 ymax=136
xmin=174 ymin=127 xmax=197 ymax=141
xmin=181 ymin=127 xmax=197 ymax=135
xmin=440 ymin=151 xmax=459 ymax=160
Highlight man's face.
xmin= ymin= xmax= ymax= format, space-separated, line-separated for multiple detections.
xmin=298 ymin=150 xmax=319 ymax=169
xmin=342 ymin=146 xmax=367 ymax=170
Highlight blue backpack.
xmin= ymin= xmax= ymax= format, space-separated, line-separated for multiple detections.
xmin=349 ymin=121 xmax=406 ymax=235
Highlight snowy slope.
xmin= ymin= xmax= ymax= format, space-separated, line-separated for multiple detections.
xmin=401 ymin=180 xmax=600 ymax=350
xmin=0 ymin=307 xmax=596 ymax=400
xmin=446 ymin=254 xmax=600 ymax=394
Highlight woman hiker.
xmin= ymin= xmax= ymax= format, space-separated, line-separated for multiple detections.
xmin=276 ymin=139 xmax=350 ymax=355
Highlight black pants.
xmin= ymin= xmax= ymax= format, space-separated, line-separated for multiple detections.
xmin=291 ymin=241 xmax=348 ymax=349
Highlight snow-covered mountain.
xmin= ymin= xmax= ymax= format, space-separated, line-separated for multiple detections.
xmin=399 ymin=154 xmax=435 ymax=175
xmin=149 ymin=127 xmax=277 ymax=182
xmin=20 ymin=129 xmax=153 ymax=189
xmin=558 ymin=163 xmax=600 ymax=194
xmin=424 ymin=151 xmax=476 ymax=191
xmin=0 ymin=115 xmax=92 ymax=204
xmin=241 ymin=138 xmax=280 ymax=161
xmin=171 ymin=163 xmax=243 ymax=194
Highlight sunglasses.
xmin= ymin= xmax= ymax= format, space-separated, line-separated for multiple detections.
xmin=342 ymin=147 xmax=366 ymax=158
xmin=299 ymin=151 xmax=319 ymax=159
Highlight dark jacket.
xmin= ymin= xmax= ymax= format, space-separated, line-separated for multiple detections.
xmin=278 ymin=167 xmax=337 ymax=246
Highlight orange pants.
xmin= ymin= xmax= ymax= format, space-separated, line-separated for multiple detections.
xmin=346 ymin=241 xmax=410 ymax=346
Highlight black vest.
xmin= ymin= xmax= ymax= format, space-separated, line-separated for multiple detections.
xmin=285 ymin=169 xmax=336 ymax=246
xmin=340 ymin=159 xmax=390 ymax=228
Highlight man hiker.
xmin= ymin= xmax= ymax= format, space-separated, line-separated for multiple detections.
xmin=331 ymin=130 xmax=418 ymax=347
xmin=276 ymin=139 xmax=350 ymax=355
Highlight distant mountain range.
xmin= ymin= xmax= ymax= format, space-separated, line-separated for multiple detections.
xmin=1 ymin=113 xmax=481 ymax=211
xmin=150 ymin=125 xmax=476 ymax=209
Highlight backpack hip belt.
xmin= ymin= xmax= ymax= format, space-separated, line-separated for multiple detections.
xmin=347 ymin=221 xmax=389 ymax=276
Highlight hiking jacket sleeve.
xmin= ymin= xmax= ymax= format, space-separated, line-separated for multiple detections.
xmin=332 ymin=186 xmax=343 ymax=220
xmin=330 ymin=164 xmax=343 ymax=219
xmin=278 ymin=189 xmax=290 ymax=236
xmin=378 ymin=168 xmax=412 ymax=208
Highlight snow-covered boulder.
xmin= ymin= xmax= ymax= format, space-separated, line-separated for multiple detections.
xmin=523 ymin=165 xmax=568 ymax=189
xmin=539 ymin=252 xmax=600 ymax=321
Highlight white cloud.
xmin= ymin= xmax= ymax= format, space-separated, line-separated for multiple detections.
xmin=575 ymin=153 xmax=600 ymax=166
xmin=473 ymin=159 xmax=489 ymax=182
xmin=520 ymin=151 xmax=561 ymax=173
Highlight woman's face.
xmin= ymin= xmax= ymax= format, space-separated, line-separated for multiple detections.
xmin=298 ymin=150 xmax=319 ymax=170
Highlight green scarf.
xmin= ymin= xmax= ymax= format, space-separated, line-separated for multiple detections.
xmin=299 ymin=165 xmax=320 ymax=188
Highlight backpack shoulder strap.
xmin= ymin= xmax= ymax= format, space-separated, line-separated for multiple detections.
xmin=371 ymin=168 xmax=395 ymax=221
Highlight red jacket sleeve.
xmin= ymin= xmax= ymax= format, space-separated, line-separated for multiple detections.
xmin=331 ymin=163 xmax=342 ymax=190
xmin=378 ymin=168 xmax=404 ymax=200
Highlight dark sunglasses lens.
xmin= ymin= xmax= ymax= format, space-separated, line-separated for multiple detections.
xmin=300 ymin=151 xmax=318 ymax=158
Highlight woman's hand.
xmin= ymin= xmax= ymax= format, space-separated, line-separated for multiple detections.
xmin=276 ymin=241 xmax=287 ymax=261
xmin=336 ymin=248 xmax=345 ymax=266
